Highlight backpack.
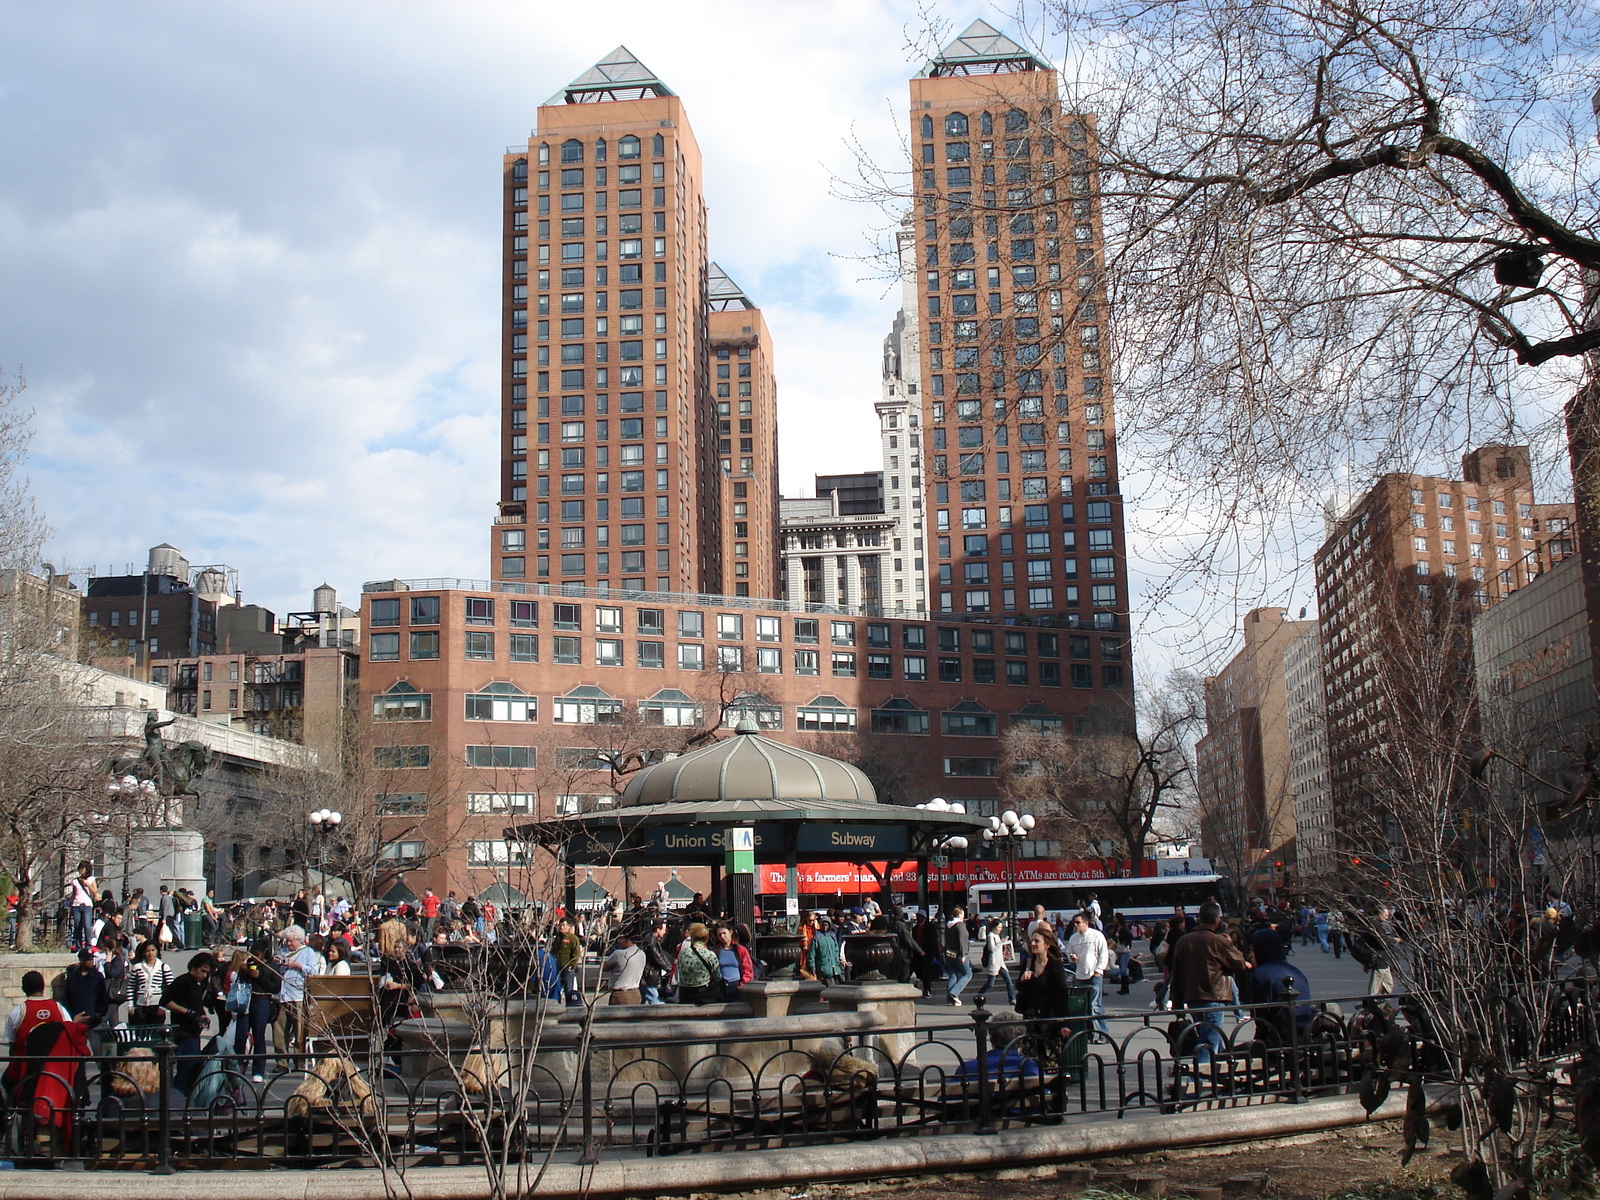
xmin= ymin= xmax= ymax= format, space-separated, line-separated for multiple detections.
xmin=1348 ymin=935 xmax=1375 ymax=968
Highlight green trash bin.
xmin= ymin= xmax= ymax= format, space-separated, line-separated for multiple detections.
xmin=1059 ymin=984 xmax=1096 ymax=1077
xmin=183 ymin=910 xmax=204 ymax=949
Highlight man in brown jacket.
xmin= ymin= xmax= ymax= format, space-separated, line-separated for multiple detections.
xmin=1166 ymin=901 xmax=1248 ymax=1063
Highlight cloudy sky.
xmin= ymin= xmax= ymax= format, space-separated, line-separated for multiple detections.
xmin=2 ymin=0 xmax=1486 ymax=677
xmin=0 ymin=1 xmax=969 ymax=610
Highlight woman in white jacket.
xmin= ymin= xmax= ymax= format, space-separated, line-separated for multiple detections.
xmin=127 ymin=939 xmax=173 ymax=1026
xmin=978 ymin=918 xmax=1016 ymax=1006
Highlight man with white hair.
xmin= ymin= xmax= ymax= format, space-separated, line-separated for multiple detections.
xmin=273 ymin=924 xmax=321 ymax=1071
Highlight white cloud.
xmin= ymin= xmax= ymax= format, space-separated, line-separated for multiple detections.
xmin=2 ymin=0 xmax=1342 ymax=677
xmin=0 ymin=0 xmax=948 ymax=614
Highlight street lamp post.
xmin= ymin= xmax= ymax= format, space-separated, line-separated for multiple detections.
xmin=308 ymin=807 xmax=342 ymax=899
xmin=983 ymin=809 xmax=1035 ymax=944
xmin=916 ymin=797 xmax=969 ymax=914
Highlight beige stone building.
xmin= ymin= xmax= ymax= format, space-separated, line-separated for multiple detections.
xmin=1196 ymin=607 xmax=1315 ymax=885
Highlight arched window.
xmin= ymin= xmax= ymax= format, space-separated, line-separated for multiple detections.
xmin=373 ymin=681 xmax=431 ymax=721
xmin=941 ymin=700 xmax=997 ymax=737
xmin=594 ymin=138 xmax=607 ymax=163
xmin=870 ymin=698 xmax=928 ymax=735
xmin=465 ymin=682 xmax=536 ymax=722
xmin=722 ymin=691 xmax=782 ymax=730
xmin=921 ymin=115 xmax=933 ymax=138
xmin=561 ymin=138 xmax=584 ymax=163
xmin=651 ymin=133 xmax=664 ymax=157
xmin=1005 ymin=109 xmax=1029 ymax=134
xmin=640 ymin=688 xmax=699 ymax=727
xmin=945 ymin=112 xmax=968 ymax=137
xmin=980 ymin=111 xmax=993 ymax=136
xmin=512 ymin=158 xmax=528 ymax=180
xmin=619 ymin=135 xmax=641 ymax=160
xmin=536 ymin=143 xmax=549 ymax=165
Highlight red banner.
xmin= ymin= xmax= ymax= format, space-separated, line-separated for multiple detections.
xmin=754 ymin=859 xmax=1155 ymax=895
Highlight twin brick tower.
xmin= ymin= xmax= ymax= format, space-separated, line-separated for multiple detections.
xmin=487 ymin=23 xmax=1129 ymax=634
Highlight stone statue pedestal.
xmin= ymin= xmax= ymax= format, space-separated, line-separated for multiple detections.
xmin=103 ymin=825 xmax=207 ymax=909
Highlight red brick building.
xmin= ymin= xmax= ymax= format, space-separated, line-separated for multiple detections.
xmin=910 ymin=23 xmax=1130 ymax=633
xmin=360 ymin=581 xmax=1129 ymax=899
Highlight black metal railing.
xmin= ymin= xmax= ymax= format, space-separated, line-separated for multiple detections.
xmin=0 ymin=987 xmax=1449 ymax=1171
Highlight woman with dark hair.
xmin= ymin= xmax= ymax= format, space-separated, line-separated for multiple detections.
xmin=237 ymin=937 xmax=280 ymax=1082
xmin=1015 ymin=927 xmax=1072 ymax=1026
xmin=325 ymin=936 xmax=353 ymax=976
xmin=674 ymin=923 xmax=722 ymax=1005
xmin=127 ymin=940 xmax=172 ymax=1027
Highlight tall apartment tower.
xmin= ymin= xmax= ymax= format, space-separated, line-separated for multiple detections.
xmin=1194 ymin=607 xmax=1313 ymax=877
xmin=1283 ymin=623 xmax=1334 ymax=878
xmin=879 ymin=215 xmax=929 ymax=612
xmin=1315 ymin=444 xmax=1574 ymax=850
xmin=910 ymin=22 xmax=1130 ymax=644
xmin=492 ymin=49 xmax=721 ymax=593
xmin=707 ymin=264 xmax=780 ymax=598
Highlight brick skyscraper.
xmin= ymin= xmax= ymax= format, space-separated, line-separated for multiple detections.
xmin=910 ymin=21 xmax=1131 ymax=664
xmin=493 ymin=49 xmax=733 ymax=594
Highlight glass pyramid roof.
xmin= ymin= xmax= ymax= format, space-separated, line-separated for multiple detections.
xmin=548 ymin=46 xmax=675 ymax=105
xmin=707 ymin=262 xmax=755 ymax=311
xmin=920 ymin=19 xmax=1049 ymax=77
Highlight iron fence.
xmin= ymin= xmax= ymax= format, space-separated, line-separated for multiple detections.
xmin=0 ymin=986 xmax=1479 ymax=1171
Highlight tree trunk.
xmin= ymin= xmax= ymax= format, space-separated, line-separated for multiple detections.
xmin=14 ymin=873 xmax=34 ymax=952
xmin=1563 ymin=378 xmax=1600 ymax=714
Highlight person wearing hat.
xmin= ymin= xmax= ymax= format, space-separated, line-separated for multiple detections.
xmin=64 ymin=950 xmax=108 ymax=1029
xmin=806 ymin=916 xmax=844 ymax=986
xmin=601 ymin=929 xmax=646 ymax=1005
xmin=1243 ymin=929 xmax=1312 ymax=1042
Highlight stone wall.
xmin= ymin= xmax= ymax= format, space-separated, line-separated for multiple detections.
xmin=0 ymin=953 xmax=78 ymax=1007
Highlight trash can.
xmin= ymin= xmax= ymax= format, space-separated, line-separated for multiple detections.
xmin=183 ymin=910 xmax=204 ymax=949
xmin=1059 ymin=984 xmax=1096 ymax=1077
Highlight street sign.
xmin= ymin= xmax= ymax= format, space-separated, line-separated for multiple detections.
xmin=930 ymin=854 xmax=950 ymax=868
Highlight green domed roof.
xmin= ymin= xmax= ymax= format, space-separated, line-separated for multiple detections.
xmin=619 ymin=723 xmax=877 ymax=807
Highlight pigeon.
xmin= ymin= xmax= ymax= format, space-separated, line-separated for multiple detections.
xmin=1401 ymin=1075 xmax=1430 ymax=1165
xmin=1451 ymin=1159 xmax=1492 ymax=1200
xmin=1360 ymin=1068 xmax=1390 ymax=1117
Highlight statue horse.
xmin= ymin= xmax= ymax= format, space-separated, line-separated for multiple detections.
xmin=107 ymin=740 xmax=214 ymax=798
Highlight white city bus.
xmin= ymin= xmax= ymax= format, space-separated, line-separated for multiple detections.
xmin=968 ymin=873 xmax=1232 ymax=928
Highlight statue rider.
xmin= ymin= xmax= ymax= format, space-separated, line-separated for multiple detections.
xmin=141 ymin=710 xmax=177 ymax=793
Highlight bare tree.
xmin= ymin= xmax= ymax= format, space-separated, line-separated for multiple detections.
xmin=1023 ymin=0 xmax=1600 ymax=649
xmin=0 ymin=373 xmax=156 ymax=945
xmin=1001 ymin=678 xmax=1200 ymax=869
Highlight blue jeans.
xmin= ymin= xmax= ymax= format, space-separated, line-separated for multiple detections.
xmin=641 ymin=983 xmax=663 ymax=1005
xmin=1082 ymin=973 xmax=1108 ymax=1035
xmin=560 ymin=968 xmax=581 ymax=1004
xmin=1189 ymin=1001 xmax=1229 ymax=1064
xmin=946 ymin=956 xmax=973 ymax=1001
xmin=69 ymin=906 xmax=93 ymax=950
xmin=981 ymin=966 xmax=1015 ymax=1004
xmin=233 ymin=994 xmax=273 ymax=1077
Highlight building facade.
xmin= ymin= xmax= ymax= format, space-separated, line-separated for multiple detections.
xmin=1472 ymin=551 xmax=1597 ymax=804
xmin=909 ymin=23 xmax=1131 ymax=636
xmin=1314 ymin=444 xmax=1574 ymax=851
xmin=492 ymin=48 xmax=724 ymax=595
xmin=707 ymin=264 xmax=780 ymax=599
xmin=1283 ymin=623 xmax=1334 ymax=878
xmin=358 ymin=579 xmax=1130 ymax=897
xmin=1195 ymin=607 xmax=1313 ymax=879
